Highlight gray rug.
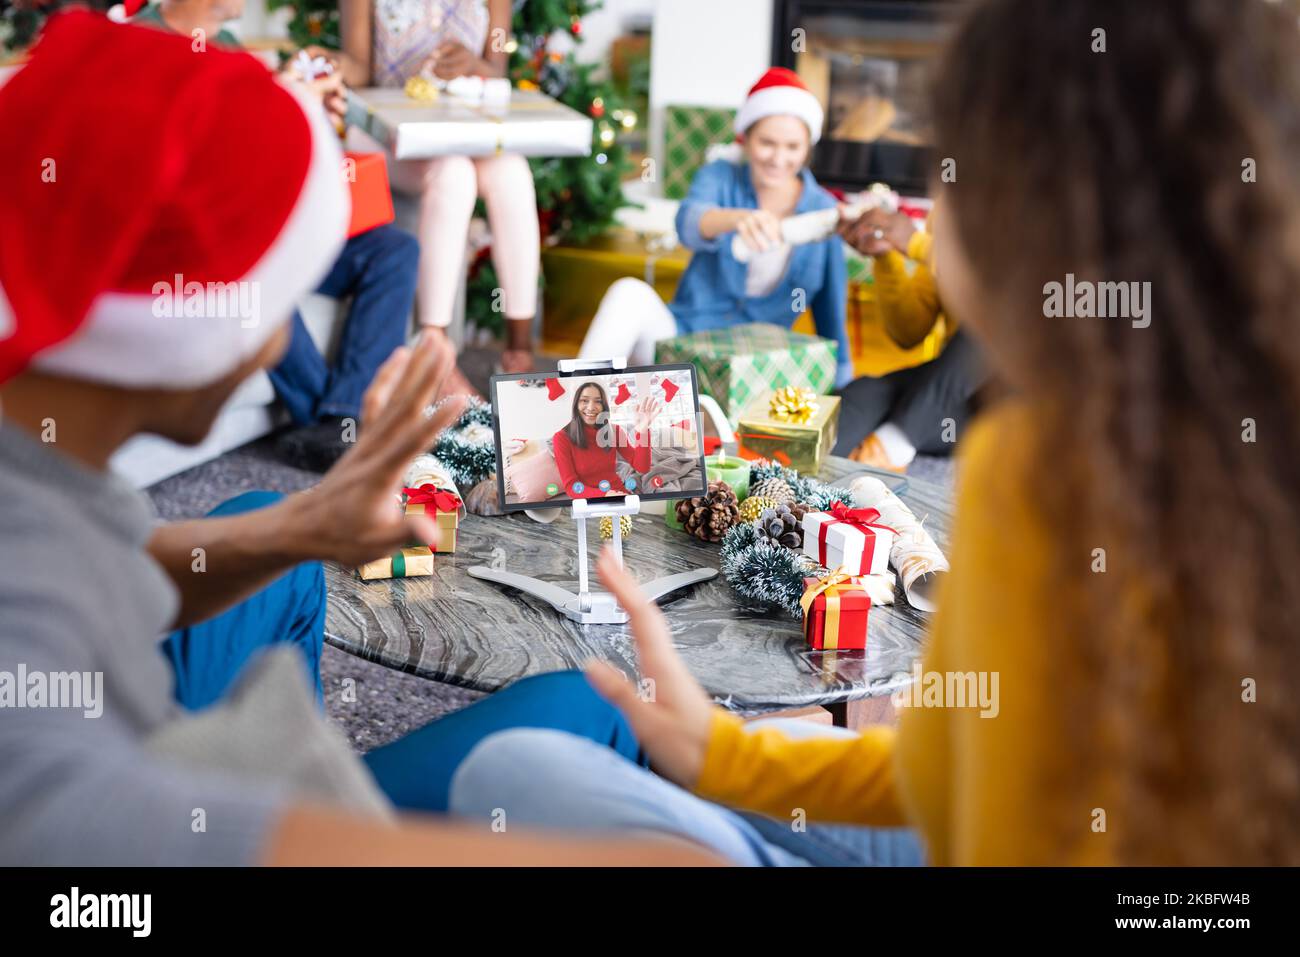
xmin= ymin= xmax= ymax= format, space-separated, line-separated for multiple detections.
xmin=146 ymin=346 xmax=954 ymax=752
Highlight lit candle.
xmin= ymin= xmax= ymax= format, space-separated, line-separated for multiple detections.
xmin=705 ymin=453 xmax=750 ymax=501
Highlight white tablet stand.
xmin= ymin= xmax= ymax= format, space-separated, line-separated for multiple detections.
xmin=466 ymin=357 xmax=718 ymax=625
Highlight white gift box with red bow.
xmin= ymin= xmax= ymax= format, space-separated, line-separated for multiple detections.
xmin=802 ymin=505 xmax=895 ymax=576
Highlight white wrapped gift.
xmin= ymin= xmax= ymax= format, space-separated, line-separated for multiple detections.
xmin=347 ymin=88 xmax=593 ymax=160
xmin=802 ymin=505 xmax=895 ymax=576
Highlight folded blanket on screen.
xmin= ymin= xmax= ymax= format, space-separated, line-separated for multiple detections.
xmin=637 ymin=449 xmax=702 ymax=494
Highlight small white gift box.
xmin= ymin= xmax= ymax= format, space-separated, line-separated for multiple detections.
xmin=802 ymin=506 xmax=895 ymax=576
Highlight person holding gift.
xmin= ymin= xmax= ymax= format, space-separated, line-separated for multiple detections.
xmin=551 ymin=382 xmax=658 ymax=498
xmin=831 ymin=207 xmax=987 ymax=473
xmin=339 ymin=0 xmax=542 ymax=385
xmin=576 ymin=68 xmax=854 ymax=391
xmin=132 ymin=0 xmax=425 ymax=472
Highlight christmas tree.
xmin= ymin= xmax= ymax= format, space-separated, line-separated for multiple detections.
xmin=510 ymin=0 xmax=634 ymax=243
xmin=2 ymin=0 xmax=110 ymax=54
xmin=263 ymin=0 xmax=339 ymax=51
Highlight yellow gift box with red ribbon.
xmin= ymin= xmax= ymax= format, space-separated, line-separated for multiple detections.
xmin=800 ymin=569 xmax=873 ymax=651
xmin=402 ymin=484 xmax=462 ymax=553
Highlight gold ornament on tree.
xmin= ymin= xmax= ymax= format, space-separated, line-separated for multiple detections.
xmin=600 ymin=515 xmax=633 ymax=540
xmin=769 ymin=386 xmax=820 ymax=423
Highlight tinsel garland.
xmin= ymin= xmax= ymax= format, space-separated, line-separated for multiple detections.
xmin=429 ymin=397 xmax=497 ymax=488
xmin=747 ymin=460 xmax=854 ymax=512
xmin=719 ymin=460 xmax=855 ymax=617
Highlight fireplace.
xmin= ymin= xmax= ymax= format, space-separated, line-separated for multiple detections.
xmin=770 ymin=0 xmax=958 ymax=196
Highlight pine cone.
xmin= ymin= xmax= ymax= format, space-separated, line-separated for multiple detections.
xmin=755 ymin=501 xmax=811 ymax=550
xmin=750 ymin=476 xmax=796 ymax=507
xmin=677 ymin=480 xmax=740 ymax=542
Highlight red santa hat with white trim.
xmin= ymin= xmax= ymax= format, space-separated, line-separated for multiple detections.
xmin=0 ymin=10 xmax=348 ymax=389
xmin=734 ymin=67 xmax=824 ymax=144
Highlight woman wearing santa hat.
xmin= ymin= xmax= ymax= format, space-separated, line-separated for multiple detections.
xmin=577 ymin=67 xmax=854 ymax=390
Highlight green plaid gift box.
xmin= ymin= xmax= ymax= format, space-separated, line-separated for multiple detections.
xmin=845 ymin=247 xmax=873 ymax=285
xmin=655 ymin=323 xmax=839 ymax=426
xmin=663 ymin=105 xmax=736 ymax=200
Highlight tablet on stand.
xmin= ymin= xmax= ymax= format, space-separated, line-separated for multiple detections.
xmin=466 ymin=358 xmax=717 ymax=625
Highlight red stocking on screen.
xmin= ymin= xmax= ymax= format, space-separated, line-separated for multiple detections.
xmin=660 ymin=378 xmax=679 ymax=402
xmin=545 ymin=378 xmax=566 ymax=401
xmin=614 ymin=382 xmax=632 ymax=405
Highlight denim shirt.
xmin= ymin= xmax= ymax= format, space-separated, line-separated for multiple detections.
xmin=672 ymin=160 xmax=853 ymax=387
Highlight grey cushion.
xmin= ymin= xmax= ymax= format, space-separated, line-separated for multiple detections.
xmin=146 ymin=647 xmax=393 ymax=820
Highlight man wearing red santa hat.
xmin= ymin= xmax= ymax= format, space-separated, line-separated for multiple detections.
xmin=0 ymin=11 xmax=712 ymax=866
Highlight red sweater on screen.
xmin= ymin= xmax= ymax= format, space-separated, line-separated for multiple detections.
xmin=552 ymin=424 xmax=651 ymax=496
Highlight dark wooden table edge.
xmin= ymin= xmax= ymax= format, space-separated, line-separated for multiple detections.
xmin=326 ymin=627 xmax=915 ymax=723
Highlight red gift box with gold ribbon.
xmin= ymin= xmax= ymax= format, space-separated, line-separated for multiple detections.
xmin=800 ymin=570 xmax=872 ymax=651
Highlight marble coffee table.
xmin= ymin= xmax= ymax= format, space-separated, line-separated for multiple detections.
xmin=324 ymin=458 xmax=952 ymax=719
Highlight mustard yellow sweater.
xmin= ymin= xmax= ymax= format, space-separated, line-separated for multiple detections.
xmin=871 ymin=229 xmax=946 ymax=350
xmin=694 ymin=404 xmax=1111 ymax=865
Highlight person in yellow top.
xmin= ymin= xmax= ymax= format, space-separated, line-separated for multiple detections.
xmin=831 ymin=206 xmax=986 ymax=473
xmin=446 ymin=0 xmax=1300 ymax=866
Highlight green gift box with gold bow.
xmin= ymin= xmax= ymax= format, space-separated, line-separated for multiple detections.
xmin=654 ymin=323 xmax=839 ymax=426
xmin=736 ymin=387 xmax=841 ymax=475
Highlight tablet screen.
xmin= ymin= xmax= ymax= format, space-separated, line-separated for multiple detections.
xmin=491 ymin=364 xmax=708 ymax=510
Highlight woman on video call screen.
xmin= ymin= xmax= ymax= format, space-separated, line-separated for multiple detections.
xmin=496 ymin=368 xmax=705 ymax=505
xmin=553 ymin=381 xmax=657 ymax=497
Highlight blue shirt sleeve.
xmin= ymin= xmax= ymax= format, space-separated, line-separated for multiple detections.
xmin=675 ymin=162 xmax=732 ymax=253
xmin=811 ymin=238 xmax=854 ymax=389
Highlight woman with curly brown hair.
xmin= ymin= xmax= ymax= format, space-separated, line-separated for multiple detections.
xmin=443 ymin=0 xmax=1300 ymax=866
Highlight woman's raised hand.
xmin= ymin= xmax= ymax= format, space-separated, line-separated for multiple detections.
xmin=633 ymin=394 xmax=662 ymax=434
xmin=585 ymin=549 xmax=716 ymax=787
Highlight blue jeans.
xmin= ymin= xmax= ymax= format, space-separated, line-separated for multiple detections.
xmin=268 ymin=224 xmax=419 ymax=425
xmin=449 ymin=727 xmax=926 ymax=867
xmin=159 ymin=492 xmax=641 ymax=812
xmin=160 ymin=491 xmax=325 ymax=711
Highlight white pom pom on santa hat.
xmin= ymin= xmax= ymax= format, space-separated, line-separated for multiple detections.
xmin=0 ymin=11 xmax=349 ymax=389
xmin=733 ymin=66 xmax=824 ymax=145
